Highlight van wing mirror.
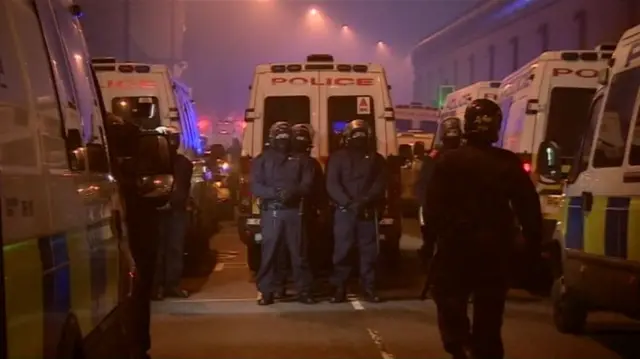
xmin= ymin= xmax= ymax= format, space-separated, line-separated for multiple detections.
xmin=135 ymin=133 xmax=175 ymax=198
xmin=536 ymin=140 xmax=562 ymax=182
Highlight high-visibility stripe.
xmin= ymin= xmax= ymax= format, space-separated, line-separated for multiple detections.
xmin=565 ymin=196 xmax=584 ymax=250
xmin=39 ymin=234 xmax=72 ymax=358
xmin=628 ymin=197 xmax=640 ymax=262
xmin=604 ymin=197 xmax=630 ymax=259
xmin=584 ymin=196 xmax=607 ymax=256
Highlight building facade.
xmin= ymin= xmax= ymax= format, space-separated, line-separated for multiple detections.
xmin=411 ymin=0 xmax=640 ymax=104
xmin=78 ymin=0 xmax=187 ymax=70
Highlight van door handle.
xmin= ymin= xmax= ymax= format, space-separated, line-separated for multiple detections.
xmin=582 ymin=191 xmax=593 ymax=212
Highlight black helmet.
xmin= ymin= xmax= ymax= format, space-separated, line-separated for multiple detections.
xmin=268 ymin=121 xmax=292 ymax=151
xmin=463 ymin=99 xmax=502 ymax=144
xmin=291 ymin=124 xmax=314 ymax=152
xmin=439 ymin=117 xmax=462 ymax=141
xmin=343 ymin=119 xmax=371 ymax=141
xmin=268 ymin=121 xmax=291 ymax=141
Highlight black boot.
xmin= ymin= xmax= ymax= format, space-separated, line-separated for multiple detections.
xmin=363 ymin=290 xmax=382 ymax=303
xmin=258 ymin=292 xmax=274 ymax=306
xmin=330 ymin=287 xmax=347 ymax=303
xmin=274 ymin=288 xmax=287 ymax=299
xmin=298 ymin=292 xmax=316 ymax=304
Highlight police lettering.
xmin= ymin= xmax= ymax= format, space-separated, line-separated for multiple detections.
xmin=552 ymin=68 xmax=599 ymax=78
xmin=105 ymin=80 xmax=156 ymax=89
xmin=271 ymin=77 xmax=374 ymax=86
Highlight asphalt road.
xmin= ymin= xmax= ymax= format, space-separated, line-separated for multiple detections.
xmin=150 ymin=219 xmax=640 ymax=359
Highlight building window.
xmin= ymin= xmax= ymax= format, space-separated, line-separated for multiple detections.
xmin=509 ymin=37 xmax=519 ymax=71
xmin=574 ymin=10 xmax=587 ymax=49
xmin=453 ymin=60 xmax=458 ymax=86
xmin=537 ymin=23 xmax=549 ymax=52
xmin=468 ymin=54 xmax=475 ymax=83
xmin=488 ymin=45 xmax=495 ymax=79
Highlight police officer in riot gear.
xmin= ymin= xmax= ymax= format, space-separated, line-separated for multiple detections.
xmin=251 ymin=122 xmax=316 ymax=305
xmin=326 ymin=120 xmax=387 ymax=303
xmin=415 ymin=117 xmax=463 ymax=266
xmin=423 ymin=99 xmax=542 ymax=359
xmin=273 ymin=124 xmax=326 ymax=297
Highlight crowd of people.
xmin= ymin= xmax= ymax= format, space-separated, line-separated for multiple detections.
xmin=249 ymin=99 xmax=544 ymax=359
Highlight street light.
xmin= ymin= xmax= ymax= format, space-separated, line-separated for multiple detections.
xmin=308 ymin=7 xmax=319 ymax=16
xmin=377 ymin=41 xmax=385 ymax=47
xmin=341 ymin=25 xmax=349 ymax=31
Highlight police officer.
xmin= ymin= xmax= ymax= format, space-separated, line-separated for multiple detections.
xmin=326 ymin=120 xmax=387 ymax=303
xmin=104 ymin=115 xmax=163 ymax=359
xmin=423 ymin=99 xmax=542 ymax=359
xmin=414 ymin=117 xmax=463 ymax=267
xmin=251 ymin=121 xmax=315 ymax=305
xmin=153 ymin=127 xmax=193 ymax=300
xmin=273 ymin=124 xmax=327 ymax=297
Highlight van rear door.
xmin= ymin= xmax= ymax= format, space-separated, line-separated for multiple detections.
xmin=318 ymin=72 xmax=388 ymax=157
xmin=251 ymin=71 xmax=320 ymax=155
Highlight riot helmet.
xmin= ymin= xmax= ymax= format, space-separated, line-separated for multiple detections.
xmin=439 ymin=117 xmax=463 ymax=149
xmin=268 ymin=121 xmax=292 ymax=152
xmin=291 ymin=123 xmax=314 ymax=153
xmin=343 ymin=119 xmax=372 ymax=151
xmin=463 ymin=98 xmax=502 ymax=145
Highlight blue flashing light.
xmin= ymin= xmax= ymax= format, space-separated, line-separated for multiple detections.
xmin=332 ymin=121 xmax=348 ymax=134
xmin=492 ymin=0 xmax=535 ymax=20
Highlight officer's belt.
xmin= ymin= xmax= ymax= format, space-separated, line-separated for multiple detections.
xmin=261 ymin=199 xmax=301 ymax=211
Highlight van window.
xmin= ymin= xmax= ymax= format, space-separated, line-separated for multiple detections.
xmin=112 ymin=96 xmax=161 ymax=130
xmin=328 ymin=96 xmax=376 ymax=153
xmin=581 ymin=95 xmax=603 ymax=169
xmin=419 ymin=121 xmax=438 ymax=133
xmin=262 ymin=96 xmax=310 ymax=148
xmin=593 ymin=68 xmax=640 ymax=168
xmin=545 ymin=87 xmax=596 ymax=159
xmin=396 ymin=119 xmax=412 ymax=132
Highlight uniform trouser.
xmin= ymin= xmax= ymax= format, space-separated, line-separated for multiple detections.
xmin=257 ymin=208 xmax=312 ymax=294
xmin=274 ymin=244 xmax=290 ymax=291
xmin=154 ymin=209 xmax=188 ymax=289
xmin=420 ymin=224 xmax=436 ymax=262
xmin=126 ymin=209 xmax=160 ymax=355
xmin=432 ymin=276 xmax=508 ymax=359
xmin=331 ymin=210 xmax=377 ymax=291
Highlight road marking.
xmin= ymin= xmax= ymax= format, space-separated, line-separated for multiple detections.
xmin=214 ymin=263 xmax=225 ymax=272
xmin=366 ymin=328 xmax=395 ymax=359
xmin=350 ymin=299 xmax=365 ymax=310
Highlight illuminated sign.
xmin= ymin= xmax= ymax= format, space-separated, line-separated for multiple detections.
xmin=552 ymin=68 xmax=599 ymax=78
xmin=104 ymin=80 xmax=156 ymax=89
xmin=271 ymin=77 xmax=374 ymax=86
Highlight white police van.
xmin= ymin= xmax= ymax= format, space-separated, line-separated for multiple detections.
xmin=91 ymin=58 xmax=202 ymax=158
xmin=238 ymin=54 xmax=403 ymax=271
xmin=537 ymin=26 xmax=640 ymax=333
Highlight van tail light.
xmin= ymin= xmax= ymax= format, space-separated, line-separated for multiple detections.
xmin=523 ymin=162 xmax=532 ymax=173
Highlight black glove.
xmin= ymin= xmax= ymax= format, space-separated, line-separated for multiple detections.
xmin=276 ymin=188 xmax=292 ymax=203
xmin=348 ymin=199 xmax=364 ymax=212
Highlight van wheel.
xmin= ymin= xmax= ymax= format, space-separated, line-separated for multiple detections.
xmin=552 ymin=277 xmax=587 ymax=334
xmin=56 ymin=314 xmax=84 ymax=359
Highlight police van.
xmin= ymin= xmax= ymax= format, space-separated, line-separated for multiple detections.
xmin=537 ymin=27 xmax=640 ymax=333
xmin=438 ymin=81 xmax=501 ymax=146
xmin=91 ymin=58 xmax=202 ymax=158
xmin=1 ymin=0 xmax=137 ymax=357
xmin=498 ymin=47 xmax=614 ymax=223
xmin=238 ymin=54 xmax=402 ymax=270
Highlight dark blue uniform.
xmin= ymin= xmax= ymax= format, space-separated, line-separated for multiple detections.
xmin=326 ymin=148 xmax=387 ymax=295
xmin=251 ymin=148 xmax=315 ymax=298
